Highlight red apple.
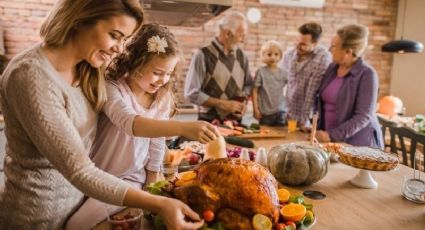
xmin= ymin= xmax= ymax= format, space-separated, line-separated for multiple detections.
xmin=188 ymin=153 xmax=200 ymax=165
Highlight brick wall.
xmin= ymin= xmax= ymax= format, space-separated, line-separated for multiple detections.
xmin=0 ymin=0 xmax=398 ymax=103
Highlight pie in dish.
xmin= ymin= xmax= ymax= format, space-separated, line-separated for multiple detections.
xmin=335 ymin=146 xmax=399 ymax=171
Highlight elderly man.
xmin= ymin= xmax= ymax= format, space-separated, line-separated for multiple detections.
xmin=184 ymin=12 xmax=253 ymax=122
xmin=280 ymin=22 xmax=332 ymax=130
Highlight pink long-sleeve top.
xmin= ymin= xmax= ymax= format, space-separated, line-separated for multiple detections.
xmin=90 ymin=79 xmax=172 ymax=186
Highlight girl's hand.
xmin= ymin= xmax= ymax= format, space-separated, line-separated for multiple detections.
xmin=158 ymin=198 xmax=205 ymax=230
xmin=316 ymin=130 xmax=331 ymax=142
xmin=182 ymin=121 xmax=219 ymax=144
xmin=253 ymin=108 xmax=262 ymax=121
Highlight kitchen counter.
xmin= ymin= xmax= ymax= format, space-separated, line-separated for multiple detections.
xmin=94 ymin=128 xmax=425 ymax=230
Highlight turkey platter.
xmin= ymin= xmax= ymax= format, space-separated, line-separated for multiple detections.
xmin=158 ymin=158 xmax=280 ymax=230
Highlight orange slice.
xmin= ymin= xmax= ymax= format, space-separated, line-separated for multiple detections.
xmin=179 ymin=171 xmax=197 ymax=181
xmin=175 ymin=179 xmax=194 ymax=187
xmin=277 ymin=188 xmax=290 ymax=203
xmin=252 ymin=214 xmax=272 ymax=230
xmin=280 ymin=203 xmax=306 ymax=222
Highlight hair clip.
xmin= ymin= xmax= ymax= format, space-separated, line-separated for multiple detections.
xmin=147 ymin=35 xmax=168 ymax=54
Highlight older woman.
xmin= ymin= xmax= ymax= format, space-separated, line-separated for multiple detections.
xmin=0 ymin=0 xmax=211 ymax=229
xmin=315 ymin=24 xmax=383 ymax=148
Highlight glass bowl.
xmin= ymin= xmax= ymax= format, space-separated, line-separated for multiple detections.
xmin=107 ymin=208 xmax=142 ymax=230
xmin=402 ymin=176 xmax=425 ymax=204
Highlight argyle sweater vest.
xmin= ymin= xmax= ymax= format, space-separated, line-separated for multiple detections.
xmin=199 ymin=41 xmax=247 ymax=121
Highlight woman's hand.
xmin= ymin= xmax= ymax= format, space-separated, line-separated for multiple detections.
xmin=181 ymin=121 xmax=219 ymax=144
xmin=158 ymin=197 xmax=205 ymax=230
xmin=316 ymin=130 xmax=331 ymax=142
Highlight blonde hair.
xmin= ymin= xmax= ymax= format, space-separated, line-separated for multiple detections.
xmin=40 ymin=0 xmax=144 ymax=111
xmin=260 ymin=40 xmax=283 ymax=63
xmin=337 ymin=24 xmax=369 ymax=57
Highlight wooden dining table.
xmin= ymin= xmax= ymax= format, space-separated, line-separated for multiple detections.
xmin=95 ymin=127 xmax=425 ymax=230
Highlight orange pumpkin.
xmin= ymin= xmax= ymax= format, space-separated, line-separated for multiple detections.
xmin=377 ymin=96 xmax=403 ymax=118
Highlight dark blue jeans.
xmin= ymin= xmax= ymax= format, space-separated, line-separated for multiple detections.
xmin=259 ymin=111 xmax=286 ymax=126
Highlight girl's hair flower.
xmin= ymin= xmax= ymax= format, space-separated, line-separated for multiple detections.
xmin=147 ymin=35 xmax=168 ymax=54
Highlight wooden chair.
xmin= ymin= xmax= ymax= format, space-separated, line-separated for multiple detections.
xmin=377 ymin=115 xmax=397 ymax=152
xmin=391 ymin=126 xmax=425 ymax=172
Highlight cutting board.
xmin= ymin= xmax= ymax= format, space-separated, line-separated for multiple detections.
xmin=238 ymin=131 xmax=286 ymax=139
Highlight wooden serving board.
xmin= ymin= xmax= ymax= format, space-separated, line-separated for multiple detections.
xmin=238 ymin=131 xmax=286 ymax=139
xmin=235 ymin=126 xmax=287 ymax=139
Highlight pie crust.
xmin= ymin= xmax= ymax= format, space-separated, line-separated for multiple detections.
xmin=325 ymin=144 xmax=399 ymax=171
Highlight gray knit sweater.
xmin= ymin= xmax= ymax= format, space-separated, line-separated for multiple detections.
xmin=0 ymin=44 xmax=131 ymax=229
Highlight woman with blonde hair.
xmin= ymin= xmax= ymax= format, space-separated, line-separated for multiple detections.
xmin=66 ymin=23 xmax=220 ymax=230
xmin=315 ymin=24 xmax=383 ymax=148
xmin=0 ymin=0 xmax=208 ymax=229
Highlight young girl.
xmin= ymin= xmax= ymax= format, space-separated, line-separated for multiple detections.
xmin=66 ymin=23 xmax=218 ymax=229
xmin=252 ymin=40 xmax=288 ymax=126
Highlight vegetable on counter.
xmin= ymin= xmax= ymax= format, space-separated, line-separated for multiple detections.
xmin=268 ymin=143 xmax=329 ymax=186
xmin=224 ymin=136 xmax=254 ymax=148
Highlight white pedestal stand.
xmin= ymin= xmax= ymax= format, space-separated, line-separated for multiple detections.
xmin=350 ymin=169 xmax=378 ymax=189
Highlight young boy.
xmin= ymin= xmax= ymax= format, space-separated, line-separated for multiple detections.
xmin=252 ymin=40 xmax=288 ymax=126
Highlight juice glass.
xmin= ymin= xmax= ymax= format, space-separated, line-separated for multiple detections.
xmin=161 ymin=163 xmax=178 ymax=181
xmin=287 ymin=118 xmax=297 ymax=133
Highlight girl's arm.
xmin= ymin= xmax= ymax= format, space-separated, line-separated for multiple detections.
xmin=252 ymin=69 xmax=263 ymax=121
xmin=104 ymin=81 xmax=219 ymax=143
xmin=144 ymin=98 xmax=171 ymax=186
xmin=132 ymin=117 xmax=217 ymax=144
xmin=144 ymin=136 xmax=166 ymax=186
xmin=252 ymin=87 xmax=262 ymax=121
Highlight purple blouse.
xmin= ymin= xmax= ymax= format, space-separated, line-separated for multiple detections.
xmin=321 ymin=76 xmax=344 ymax=130
xmin=316 ymin=58 xmax=383 ymax=148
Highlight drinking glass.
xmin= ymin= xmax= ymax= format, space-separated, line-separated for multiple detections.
xmin=107 ymin=208 xmax=142 ymax=230
xmin=402 ymin=176 xmax=425 ymax=203
xmin=161 ymin=163 xmax=178 ymax=181
xmin=287 ymin=118 xmax=297 ymax=133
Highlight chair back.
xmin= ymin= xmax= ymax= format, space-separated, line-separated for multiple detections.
xmin=377 ymin=115 xmax=397 ymax=151
xmin=392 ymin=126 xmax=425 ymax=172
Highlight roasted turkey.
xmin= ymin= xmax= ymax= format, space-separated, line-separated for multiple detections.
xmin=173 ymin=158 xmax=280 ymax=230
